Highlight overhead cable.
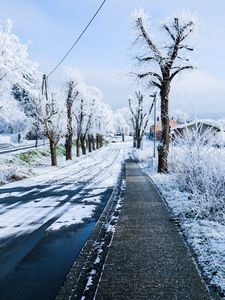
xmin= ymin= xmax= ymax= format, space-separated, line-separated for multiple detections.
xmin=47 ymin=0 xmax=107 ymax=78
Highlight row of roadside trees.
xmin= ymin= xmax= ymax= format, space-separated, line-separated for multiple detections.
xmin=0 ymin=19 xmax=132 ymax=166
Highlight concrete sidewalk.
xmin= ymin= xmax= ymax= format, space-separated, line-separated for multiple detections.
xmin=95 ymin=160 xmax=212 ymax=300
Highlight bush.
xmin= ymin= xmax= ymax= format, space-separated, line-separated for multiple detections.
xmin=169 ymin=126 xmax=225 ymax=222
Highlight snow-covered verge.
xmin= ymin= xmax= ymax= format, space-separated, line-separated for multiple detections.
xmin=0 ymin=144 xmax=66 ymax=184
xmin=135 ymin=137 xmax=225 ymax=299
xmin=151 ymin=174 xmax=225 ymax=299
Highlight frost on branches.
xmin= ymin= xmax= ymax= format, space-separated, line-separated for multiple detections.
xmin=114 ymin=107 xmax=132 ymax=141
xmin=131 ymin=8 xmax=197 ymax=172
xmin=150 ymin=125 xmax=225 ymax=296
xmin=0 ymin=18 xmax=41 ymax=135
xmin=169 ymin=126 xmax=225 ymax=221
xmin=129 ymin=91 xmax=153 ymax=149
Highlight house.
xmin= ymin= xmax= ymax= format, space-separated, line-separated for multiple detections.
xmin=172 ymin=120 xmax=221 ymax=137
xmin=150 ymin=118 xmax=178 ymax=141
xmin=170 ymin=120 xmax=225 ymax=145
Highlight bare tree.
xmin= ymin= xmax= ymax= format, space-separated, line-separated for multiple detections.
xmin=129 ymin=91 xmax=153 ymax=149
xmin=80 ymin=99 xmax=95 ymax=154
xmin=133 ymin=11 xmax=196 ymax=172
xmin=65 ymin=80 xmax=79 ymax=160
xmin=33 ymin=80 xmax=65 ymax=167
xmin=74 ymin=98 xmax=84 ymax=157
xmin=114 ymin=110 xmax=130 ymax=142
xmin=43 ymin=93 xmax=65 ymax=166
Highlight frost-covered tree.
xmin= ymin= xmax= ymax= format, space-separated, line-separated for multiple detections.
xmin=129 ymin=91 xmax=153 ymax=149
xmin=132 ymin=9 xmax=196 ymax=172
xmin=95 ymin=102 xmax=114 ymax=147
xmin=171 ymin=108 xmax=191 ymax=124
xmin=0 ymin=18 xmax=41 ymax=135
xmin=73 ymin=83 xmax=104 ymax=156
xmin=63 ymin=68 xmax=82 ymax=160
xmin=0 ymin=94 xmax=28 ymax=134
xmin=34 ymin=89 xmax=66 ymax=166
xmin=114 ymin=109 xmax=130 ymax=141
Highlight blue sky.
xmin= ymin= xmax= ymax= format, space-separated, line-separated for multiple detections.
xmin=1 ymin=0 xmax=225 ymax=117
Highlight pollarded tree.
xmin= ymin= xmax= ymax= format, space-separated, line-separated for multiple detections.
xmin=132 ymin=9 xmax=196 ymax=172
xmin=34 ymin=89 xmax=66 ymax=166
xmin=129 ymin=91 xmax=153 ymax=149
xmin=44 ymin=92 xmax=66 ymax=166
xmin=73 ymin=85 xmax=90 ymax=157
xmin=63 ymin=67 xmax=83 ymax=160
xmin=114 ymin=110 xmax=130 ymax=142
xmin=65 ymin=81 xmax=77 ymax=159
xmin=80 ymin=85 xmax=104 ymax=154
xmin=73 ymin=83 xmax=105 ymax=156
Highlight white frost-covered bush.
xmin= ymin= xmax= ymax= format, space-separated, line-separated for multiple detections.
xmin=169 ymin=126 xmax=225 ymax=221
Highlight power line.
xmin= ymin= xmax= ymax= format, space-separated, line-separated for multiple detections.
xmin=47 ymin=0 xmax=107 ymax=78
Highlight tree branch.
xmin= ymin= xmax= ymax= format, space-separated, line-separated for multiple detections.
xmin=170 ymin=65 xmax=194 ymax=80
xmin=163 ymin=25 xmax=175 ymax=41
xmin=136 ymin=17 xmax=162 ymax=61
xmin=137 ymin=71 xmax=162 ymax=83
xmin=135 ymin=56 xmax=158 ymax=63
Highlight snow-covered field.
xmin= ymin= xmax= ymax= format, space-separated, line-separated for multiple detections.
xmin=0 ymin=142 xmax=130 ymax=246
xmin=134 ymin=139 xmax=225 ymax=299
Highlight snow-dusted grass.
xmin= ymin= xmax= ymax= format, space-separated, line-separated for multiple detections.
xmin=131 ymin=138 xmax=155 ymax=162
xmin=135 ymin=136 xmax=225 ymax=298
xmin=0 ymin=144 xmax=66 ymax=184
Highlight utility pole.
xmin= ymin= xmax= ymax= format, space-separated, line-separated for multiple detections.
xmin=153 ymin=95 xmax=157 ymax=158
xmin=150 ymin=92 xmax=157 ymax=158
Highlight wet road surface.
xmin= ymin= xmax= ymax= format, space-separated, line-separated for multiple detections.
xmin=0 ymin=144 xmax=128 ymax=300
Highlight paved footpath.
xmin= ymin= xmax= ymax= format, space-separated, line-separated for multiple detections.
xmin=95 ymin=160 xmax=212 ymax=300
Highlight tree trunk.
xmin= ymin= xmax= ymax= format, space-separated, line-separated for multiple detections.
xmin=35 ymin=134 xmax=38 ymax=148
xmin=99 ymin=135 xmax=103 ymax=148
xmin=76 ymin=137 xmax=80 ymax=157
xmin=158 ymin=80 xmax=170 ymax=173
xmin=81 ymin=142 xmax=86 ymax=155
xmin=136 ymin=138 xmax=141 ymax=149
xmin=34 ymin=122 xmax=39 ymax=148
xmin=92 ymin=135 xmax=96 ymax=151
xmin=122 ymin=134 xmax=125 ymax=142
xmin=65 ymin=86 xmax=73 ymax=160
xmin=96 ymin=134 xmax=99 ymax=149
xmin=88 ymin=135 xmax=92 ymax=152
xmin=65 ymin=137 xmax=72 ymax=160
xmin=50 ymin=140 xmax=57 ymax=166
xmin=80 ymin=135 xmax=86 ymax=155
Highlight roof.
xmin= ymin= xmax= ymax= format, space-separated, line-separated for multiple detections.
xmin=150 ymin=119 xmax=178 ymax=130
xmin=173 ymin=120 xmax=222 ymax=132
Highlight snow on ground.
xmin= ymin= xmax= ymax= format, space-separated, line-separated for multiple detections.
xmin=136 ymin=139 xmax=225 ymax=298
xmin=0 ymin=142 xmax=131 ymax=243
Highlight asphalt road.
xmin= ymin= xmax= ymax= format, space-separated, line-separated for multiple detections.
xmin=0 ymin=144 xmax=127 ymax=300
